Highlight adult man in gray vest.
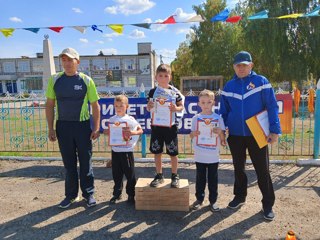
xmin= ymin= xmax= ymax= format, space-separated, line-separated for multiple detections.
xmin=45 ymin=47 xmax=100 ymax=208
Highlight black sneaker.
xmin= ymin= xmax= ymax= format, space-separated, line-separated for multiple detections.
xmin=110 ymin=195 xmax=122 ymax=204
xmin=171 ymin=173 xmax=180 ymax=188
xmin=262 ymin=208 xmax=275 ymax=221
xmin=150 ymin=173 xmax=164 ymax=187
xmin=210 ymin=202 xmax=220 ymax=212
xmin=127 ymin=195 xmax=135 ymax=204
xmin=227 ymin=197 xmax=245 ymax=209
xmin=85 ymin=195 xmax=97 ymax=207
xmin=191 ymin=200 xmax=203 ymax=210
xmin=59 ymin=196 xmax=79 ymax=209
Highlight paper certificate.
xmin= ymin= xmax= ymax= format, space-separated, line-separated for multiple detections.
xmin=152 ymin=98 xmax=172 ymax=127
xmin=108 ymin=122 xmax=128 ymax=146
xmin=196 ymin=118 xmax=218 ymax=146
xmin=245 ymin=110 xmax=269 ymax=148
xmin=256 ymin=110 xmax=270 ymax=137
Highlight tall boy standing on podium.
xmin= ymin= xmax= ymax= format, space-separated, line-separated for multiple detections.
xmin=146 ymin=64 xmax=184 ymax=188
xmin=219 ymin=51 xmax=281 ymax=221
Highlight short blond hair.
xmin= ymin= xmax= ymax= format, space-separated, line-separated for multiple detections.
xmin=199 ymin=89 xmax=215 ymax=101
xmin=156 ymin=64 xmax=171 ymax=75
xmin=114 ymin=94 xmax=129 ymax=105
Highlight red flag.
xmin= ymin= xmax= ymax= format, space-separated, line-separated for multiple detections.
xmin=226 ymin=16 xmax=242 ymax=23
xmin=49 ymin=27 xmax=64 ymax=33
xmin=161 ymin=15 xmax=176 ymax=24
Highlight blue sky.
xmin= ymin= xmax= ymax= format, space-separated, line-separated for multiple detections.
xmin=0 ymin=0 xmax=238 ymax=63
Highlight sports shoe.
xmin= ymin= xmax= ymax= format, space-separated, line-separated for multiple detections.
xmin=85 ymin=195 xmax=97 ymax=207
xmin=191 ymin=200 xmax=203 ymax=210
xmin=110 ymin=195 xmax=122 ymax=204
xmin=210 ymin=202 xmax=220 ymax=212
xmin=127 ymin=195 xmax=135 ymax=204
xmin=227 ymin=197 xmax=245 ymax=209
xmin=150 ymin=173 xmax=164 ymax=187
xmin=171 ymin=173 xmax=180 ymax=188
xmin=262 ymin=208 xmax=275 ymax=221
xmin=59 ymin=196 xmax=79 ymax=209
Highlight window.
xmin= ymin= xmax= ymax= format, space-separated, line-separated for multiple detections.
xmin=139 ymin=58 xmax=150 ymax=75
xmin=3 ymin=62 xmax=16 ymax=73
xmin=54 ymin=58 xmax=61 ymax=72
xmin=123 ymin=58 xmax=135 ymax=70
xmin=92 ymin=58 xmax=106 ymax=70
xmin=32 ymin=60 xmax=43 ymax=72
xmin=107 ymin=59 xmax=120 ymax=70
xmin=17 ymin=61 xmax=30 ymax=72
xmin=123 ymin=76 xmax=136 ymax=87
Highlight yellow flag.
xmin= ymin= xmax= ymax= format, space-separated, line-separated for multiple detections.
xmin=108 ymin=24 xmax=124 ymax=34
xmin=0 ymin=28 xmax=15 ymax=37
xmin=277 ymin=13 xmax=303 ymax=19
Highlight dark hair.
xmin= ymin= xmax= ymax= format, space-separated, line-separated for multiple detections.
xmin=156 ymin=64 xmax=171 ymax=75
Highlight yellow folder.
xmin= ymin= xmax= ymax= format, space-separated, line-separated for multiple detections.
xmin=245 ymin=111 xmax=268 ymax=148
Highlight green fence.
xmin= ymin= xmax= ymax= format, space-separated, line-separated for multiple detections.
xmin=0 ymin=91 xmax=316 ymax=158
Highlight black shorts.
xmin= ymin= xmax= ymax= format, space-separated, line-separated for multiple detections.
xmin=149 ymin=125 xmax=179 ymax=156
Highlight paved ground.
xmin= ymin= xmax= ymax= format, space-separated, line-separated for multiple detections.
xmin=0 ymin=160 xmax=319 ymax=240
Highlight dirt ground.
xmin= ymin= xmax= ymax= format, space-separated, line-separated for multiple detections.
xmin=0 ymin=160 xmax=319 ymax=240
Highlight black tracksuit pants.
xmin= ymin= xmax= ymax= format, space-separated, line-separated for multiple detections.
xmin=227 ymin=135 xmax=275 ymax=209
xmin=111 ymin=151 xmax=136 ymax=198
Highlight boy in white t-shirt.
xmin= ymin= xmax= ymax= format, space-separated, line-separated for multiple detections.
xmin=190 ymin=90 xmax=226 ymax=212
xmin=104 ymin=95 xmax=143 ymax=204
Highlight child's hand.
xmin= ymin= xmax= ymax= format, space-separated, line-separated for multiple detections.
xmin=169 ymin=103 xmax=178 ymax=112
xmin=190 ymin=130 xmax=200 ymax=138
xmin=103 ymin=129 xmax=109 ymax=135
xmin=147 ymin=100 xmax=154 ymax=111
xmin=211 ymin=127 xmax=222 ymax=135
xmin=122 ymin=127 xmax=132 ymax=141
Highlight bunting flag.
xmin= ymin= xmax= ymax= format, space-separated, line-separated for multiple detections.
xmin=49 ymin=27 xmax=64 ymax=33
xmin=91 ymin=25 xmax=103 ymax=33
xmin=277 ymin=13 xmax=303 ymax=19
xmin=108 ymin=24 xmax=124 ymax=34
xmin=248 ymin=10 xmax=269 ymax=20
xmin=308 ymin=88 xmax=315 ymax=113
xmin=161 ymin=15 xmax=176 ymax=24
xmin=131 ymin=23 xmax=151 ymax=29
xmin=211 ymin=9 xmax=230 ymax=22
xmin=73 ymin=26 xmax=87 ymax=33
xmin=303 ymin=6 xmax=320 ymax=17
xmin=0 ymin=28 xmax=15 ymax=37
xmin=23 ymin=28 xmax=40 ymax=33
xmin=226 ymin=16 xmax=242 ymax=23
xmin=186 ymin=15 xmax=205 ymax=22
xmin=293 ymin=88 xmax=301 ymax=113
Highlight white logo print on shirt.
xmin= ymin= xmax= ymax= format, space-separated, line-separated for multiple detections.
xmin=74 ymin=85 xmax=82 ymax=90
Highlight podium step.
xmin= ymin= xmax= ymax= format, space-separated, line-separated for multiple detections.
xmin=135 ymin=178 xmax=189 ymax=211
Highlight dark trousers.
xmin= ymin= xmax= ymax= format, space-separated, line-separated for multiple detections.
xmin=227 ymin=135 xmax=275 ymax=209
xmin=56 ymin=120 xmax=94 ymax=200
xmin=195 ymin=162 xmax=219 ymax=204
xmin=111 ymin=151 xmax=136 ymax=197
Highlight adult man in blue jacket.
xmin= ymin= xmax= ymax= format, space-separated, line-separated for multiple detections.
xmin=219 ymin=51 xmax=281 ymax=221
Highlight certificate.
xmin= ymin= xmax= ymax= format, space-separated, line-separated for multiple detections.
xmin=196 ymin=118 xmax=218 ymax=146
xmin=152 ymin=98 xmax=172 ymax=127
xmin=246 ymin=110 xmax=269 ymax=148
xmin=108 ymin=121 xmax=128 ymax=146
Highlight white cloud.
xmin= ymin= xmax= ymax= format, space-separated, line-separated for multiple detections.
xmin=79 ymin=38 xmax=89 ymax=43
xmin=129 ymin=29 xmax=145 ymax=39
xmin=103 ymin=32 xmax=121 ymax=39
xmin=151 ymin=19 xmax=167 ymax=32
xmin=98 ymin=48 xmax=118 ymax=55
xmin=9 ymin=17 xmax=22 ymax=23
xmin=158 ymin=48 xmax=176 ymax=64
xmin=95 ymin=40 xmax=104 ymax=44
xmin=104 ymin=0 xmax=155 ymax=15
xmin=174 ymin=8 xmax=196 ymax=22
xmin=72 ymin=8 xmax=83 ymax=14
xmin=175 ymin=28 xmax=192 ymax=35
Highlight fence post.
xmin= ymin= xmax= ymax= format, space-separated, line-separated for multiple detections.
xmin=313 ymin=80 xmax=320 ymax=159
xmin=140 ymin=84 xmax=147 ymax=158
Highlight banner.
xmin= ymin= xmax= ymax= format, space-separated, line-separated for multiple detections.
xmin=98 ymin=94 xmax=292 ymax=135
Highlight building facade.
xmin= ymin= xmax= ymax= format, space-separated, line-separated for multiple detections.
xmin=0 ymin=42 xmax=156 ymax=94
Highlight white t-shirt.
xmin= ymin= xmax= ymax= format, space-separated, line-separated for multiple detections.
xmin=108 ymin=114 xmax=141 ymax=152
xmin=191 ymin=113 xmax=225 ymax=164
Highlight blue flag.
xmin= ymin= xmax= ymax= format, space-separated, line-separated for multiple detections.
xmin=211 ymin=9 xmax=230 ymax=22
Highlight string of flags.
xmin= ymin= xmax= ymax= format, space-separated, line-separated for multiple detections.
xmin=1 ymin=6 xmax=319 ymax=37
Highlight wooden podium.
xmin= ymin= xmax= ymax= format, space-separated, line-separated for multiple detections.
xmin=135 ymin=178 xmax=190 ymax=212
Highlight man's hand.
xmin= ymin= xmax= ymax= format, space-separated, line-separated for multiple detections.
xmin=267 ymin=133 xmax=279 ymax=144
xmin=48 ymin=129 xmax=57 ymax=142
xmin=90 ymin=130 xmax=100 ymax=140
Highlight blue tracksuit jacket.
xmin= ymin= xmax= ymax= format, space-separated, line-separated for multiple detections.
xmin=219 ymin=71 xmax=281 ymax=136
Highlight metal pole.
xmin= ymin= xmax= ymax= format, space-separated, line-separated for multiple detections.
xmin=313 ymin=80 xmax=320 ymax=159
xmin=140 ymin=84 xmax=147 ymax=158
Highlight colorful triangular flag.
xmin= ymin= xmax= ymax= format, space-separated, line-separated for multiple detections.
xmin=91 ymin=25 xmax=103 ymax=33
xmin=186 ymin=15 xmax=205 ymax=22
xmin=108 ymin=24 xmax=124 ymax=34
xmin=161 ymin=15 xmax=176 ymax=24
xmin=49 ymin=27 xmax=64 ymax=33
xmin=73 ymin=26 xmax=87 ymax=33
xmin=303 ymin=6 xmax=320 ymax=17
xmin=131 ymin=23 xmax=151 ymax=29
xmin=248 ymin=10 xmax=269 ymax=20
xmin=277 ymin=13 xmax=303 ymax=19
xmin=0 ymin=28 xmax=15 ymax=37
xmin=226 ymin=16 xmax=242 ymax=23
xmin=211 ymin=9 xmax=230 ymax=22
xmin=23 ymin=28 xmax=40 ymax=33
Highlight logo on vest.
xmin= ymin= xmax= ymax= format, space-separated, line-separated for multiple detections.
xmin=74 ymin=85 xmax=82 ymax=90
xmin=246 ymin=82 xmax=255 ymax=90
